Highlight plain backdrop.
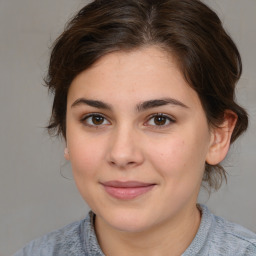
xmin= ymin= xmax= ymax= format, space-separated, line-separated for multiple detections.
xmin=0 ymin=0 xmax=255 ymax=255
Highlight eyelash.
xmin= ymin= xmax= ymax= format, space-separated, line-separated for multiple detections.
xmin=145 ymin=113 xmax=176 ymax=129
xmin=80 ymin=113 xmax=175 ymax=129
xmin=80 ymin=113 xmax=110 ymax=128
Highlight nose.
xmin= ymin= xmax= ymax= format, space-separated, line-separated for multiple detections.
xmin=106 ymin=126 xmax=144 ymax=169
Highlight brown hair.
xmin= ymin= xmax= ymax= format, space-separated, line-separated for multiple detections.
xmin=45 ymin=0 xmax=248 ymax=190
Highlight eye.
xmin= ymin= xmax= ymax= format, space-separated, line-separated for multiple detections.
xmin=81 ymin=114 xmax=110 ymax=127
xmin=146 ymin=113 xmax=175 ymax=127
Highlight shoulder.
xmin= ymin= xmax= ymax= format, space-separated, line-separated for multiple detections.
xmin=202 ymin=205 xmax=256 ymax=255
xmin=13 ymin=217 xmax=89 ymax=256
xmin=210 ymin=211 xmax=256 ymax=254
xmin=184 ymin=205 xmax=256 ymax=256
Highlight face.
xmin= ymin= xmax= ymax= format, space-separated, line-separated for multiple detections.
xmin=66 ymin=46 xmax=213 ymax=233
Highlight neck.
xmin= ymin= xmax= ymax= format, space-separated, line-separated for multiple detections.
xmin=95 ymin=204 xmax=201 ymax=256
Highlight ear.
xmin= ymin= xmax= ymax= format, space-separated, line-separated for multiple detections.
xmin=64 ymin=147 xmax=70 ymax=160
xmin=206 ymin=110 xmax=237 ymax=165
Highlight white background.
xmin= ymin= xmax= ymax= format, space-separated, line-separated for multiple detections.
xmin=0 ymin=0 xmax=255 ymax=255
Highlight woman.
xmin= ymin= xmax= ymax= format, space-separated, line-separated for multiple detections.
xmin=15 ymin=0 xmax=256 ymax=255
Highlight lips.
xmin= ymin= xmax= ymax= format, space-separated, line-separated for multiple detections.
xmin=101 ymin=180 xmax=156 ymax=200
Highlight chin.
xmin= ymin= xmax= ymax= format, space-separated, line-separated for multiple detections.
xmin=97 ymin=207 xmax=159 ymax=233
xmin=109 ymin=218 xmax=152 ymax=233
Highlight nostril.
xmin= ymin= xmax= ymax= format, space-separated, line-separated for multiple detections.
xmin=109 ymin=160 xmax=136 ymax=168
xmin=110 ymin=161 xmax=115 ymax=166
xmin=127 ymin=161 xmax=136 ymax=165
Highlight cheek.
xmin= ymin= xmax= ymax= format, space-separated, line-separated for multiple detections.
xmin=147 ymin=133 xmax=208 ymax=180
xmin=68 ymin=136 xmax=105 ymax=180
xmin=67 ymin=136 xmax=106 ymax=206
xmin=150 ymin=139 xmax=188 ymax=174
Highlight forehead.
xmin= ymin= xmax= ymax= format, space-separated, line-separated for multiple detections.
xmin=67 ymin=46 xmax=201 ymax=110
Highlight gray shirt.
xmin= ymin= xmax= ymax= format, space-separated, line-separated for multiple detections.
xmin=14 ymin=205 xmax=256 ymax=256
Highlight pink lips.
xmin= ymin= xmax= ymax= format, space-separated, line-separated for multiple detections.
xmin=101 ymin=181 xmax=155 ymax=200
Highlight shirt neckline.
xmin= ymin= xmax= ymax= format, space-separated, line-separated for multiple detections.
xmin=83 ymin=204 xmax=212 ymax=256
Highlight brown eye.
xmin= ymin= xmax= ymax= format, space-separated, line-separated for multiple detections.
xmin=81 ymin=114 xmax=110 ymax=127
xmin=146 ymin=114 xmax=175 ymax=128
xmin=154 ymin=116 xmax=167 ymax=126
xmin=92 ymin=115 xmax=104 ymax=125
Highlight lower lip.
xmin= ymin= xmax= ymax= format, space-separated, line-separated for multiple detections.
xmin=103 ymin=185 xmax=155 ymax=200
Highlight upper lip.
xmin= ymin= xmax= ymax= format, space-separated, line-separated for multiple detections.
xmin=101 ymin=180 xmax=155 ymax=188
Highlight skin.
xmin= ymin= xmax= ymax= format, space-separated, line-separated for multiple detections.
xmin=65 ymin=46 xmax=236 ymax=256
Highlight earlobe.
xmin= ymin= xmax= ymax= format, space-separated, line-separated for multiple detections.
xmin=206 ymin=110 xmax=237 ymax=165
xmin=64 ymin=148 xmax=70 ymax=160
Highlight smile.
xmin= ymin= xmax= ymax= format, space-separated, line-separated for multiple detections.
xmin=101 ymin=181 xmax=156 ymax=200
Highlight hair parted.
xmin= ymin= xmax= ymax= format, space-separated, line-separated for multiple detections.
xmin=45 ymin=0 xmax=248 ymax=190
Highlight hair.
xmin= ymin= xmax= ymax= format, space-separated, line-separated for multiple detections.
xmin=45 ymin=0 xmax=248 ymax=190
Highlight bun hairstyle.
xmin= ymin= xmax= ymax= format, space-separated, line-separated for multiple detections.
xmin=45 ymin=0 xmax=248 ymax=190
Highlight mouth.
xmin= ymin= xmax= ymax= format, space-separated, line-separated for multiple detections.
xmin=100 ymin=180 xmax=156 ymax=200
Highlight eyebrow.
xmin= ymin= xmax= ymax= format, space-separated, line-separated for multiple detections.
xmin=71 ymin=98 xmax=112 ymax=110
xmin=136 ymin=98 xmax=189 ymax=112
xmin=71 ymin=97 xmax=188 ymax=111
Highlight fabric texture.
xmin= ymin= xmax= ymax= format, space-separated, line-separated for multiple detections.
xmin=14 ymin=205 xmax=256 ymax=256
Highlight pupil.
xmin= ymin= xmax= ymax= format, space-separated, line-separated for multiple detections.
xmin=154 ymin=116 xmax=166 ymax=125
xmin=92 ymin=116 xmax=104 ymax=125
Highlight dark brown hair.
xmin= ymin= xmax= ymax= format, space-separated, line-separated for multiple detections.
xmin=45 ymin=0 xmax=248 ymax=189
